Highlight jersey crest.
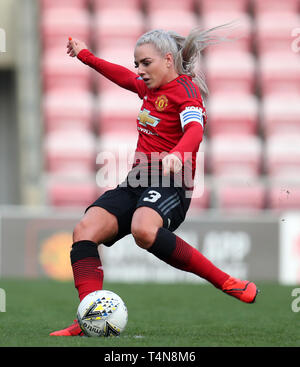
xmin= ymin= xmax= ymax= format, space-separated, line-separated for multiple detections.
xmin=155 ymin=95 xmax=168 ymax=112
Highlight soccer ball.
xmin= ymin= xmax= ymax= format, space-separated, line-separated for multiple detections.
xmin=77 ymin=290 xmax=128 ymax=337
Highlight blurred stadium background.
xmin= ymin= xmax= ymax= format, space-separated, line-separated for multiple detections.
xmin=0 ymin=0 xmax=300 ymax=285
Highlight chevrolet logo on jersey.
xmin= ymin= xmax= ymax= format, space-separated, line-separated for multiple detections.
xmin=138 ymin=108 xmax=160 ymax=128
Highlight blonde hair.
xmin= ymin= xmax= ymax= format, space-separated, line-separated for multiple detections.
xmin=135 ymin=24 xmax=232 ymax=96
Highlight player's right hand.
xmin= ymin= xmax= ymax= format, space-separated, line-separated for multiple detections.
xmin=67 ymin=38 xmax=88 ymax=57
xmin=162 ymin=153 xmax=183 ymax=176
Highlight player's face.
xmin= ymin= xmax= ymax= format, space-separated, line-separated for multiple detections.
xmin=134 ymin=43 xmax=176 ymax=89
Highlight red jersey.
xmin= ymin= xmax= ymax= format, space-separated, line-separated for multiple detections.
xmin=78 ymin=49 xmax=206 ymax=188
xmin=133 ymin=74 xmax=206 ymax=165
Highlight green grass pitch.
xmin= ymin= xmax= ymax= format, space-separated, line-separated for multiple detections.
xmin=0 ymin=279 xmax=299 ymax=347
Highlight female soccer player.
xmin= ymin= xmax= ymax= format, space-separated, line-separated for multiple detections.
xmin=50 ymin=28 xmax=258 ymax=336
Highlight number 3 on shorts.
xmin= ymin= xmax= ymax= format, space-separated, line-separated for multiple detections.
xmin=143 ymin=190 xmax=161 ymax=203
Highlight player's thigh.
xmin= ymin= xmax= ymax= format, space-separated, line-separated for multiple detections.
xmin=74 ymin=185 xmax=139 ymax=246
xmin=131 ymin=186 xmax=189 ymax=248
xmin=73 ymin=206 xmax=118 ymax=244
xmin=135 ymin=186 xmax=190 ymax=233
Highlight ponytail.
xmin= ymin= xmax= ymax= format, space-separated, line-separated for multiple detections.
xmin=135 ymin=24 xmax=232 ymax=96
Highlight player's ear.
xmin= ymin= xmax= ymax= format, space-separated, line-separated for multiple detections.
xmin=165 ymin=52 xmax=174 ymax=68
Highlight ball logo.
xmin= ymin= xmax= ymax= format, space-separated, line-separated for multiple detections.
xmin=83 ymin=302 xmax=106 ymax=320
xmin=83 ymin=297 xmax=118 ymax=320
xmin=104 ymin=322 xmax=121 ymax=336
xmin=155 ymin=95 xmax=168 ymax=112
xmin=77 ymin=290 xmax=128 ymax=337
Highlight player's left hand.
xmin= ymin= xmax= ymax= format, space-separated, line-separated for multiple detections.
xmin=67 ymin=38 xmax=88 ymax=57
xmin=162 ymin=153 xmax=183 ymax=175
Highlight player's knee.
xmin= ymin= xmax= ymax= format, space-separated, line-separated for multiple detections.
xmin=73 ymin=219 xmax=91 ymax=243
xmin=131 ymin=224 xmax=158 ymax=249
xmin=73 ymin=209 xmax=118 ymax=244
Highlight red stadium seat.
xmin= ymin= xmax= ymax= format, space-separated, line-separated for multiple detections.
xmin=209 ymin=135 xmax=262 ymax=179
xmin=47 ymin=176 xmax=98 ymax=207
xmin=95 ymin=45 xmax=136 ymax=92
xmin=147 ymin=10 xmax=198 ymax=36
xmin=97 ymin=46 xmax=136 ymax=71
xmin=93 ymin=9 xmax=145 ymax=49
xmin=44 ymin=130 xmax=96 ymax=174
xmin=198 ymin=0 xmax=251 ymax=14
xmin=41 ymin=8 xmax=91 ymax=51
xmin=205 ymin=51 xmax=256 ymax=95
xmin=268 ymin=182 xmax=300 ymax=211
xmin=265 ymin=134 xmax=300 ymax=179
xmin=207 ymin=93 xmax=259 ymax=136
xmin=146 ymin=0 xmax=195 ymax=12
xmin=42 ymin=49 xmax=93 ymax=92
xmin=96 ymin=132 xmax=137 ymax=189
xmin=201 ymin=12 xmax=253 ymax=54
xmin=216 ymin=179 xmax=266 ymax=211
xmin=97 ymin=91 xmax=141 ymax=134
xmin=40 ymin=0 xmax=89 ymax=10
xmin=255 ymin=13 xmax=300 ymax=53
xmin=258 ymin=52 xmax=300 ymax=97
xmin=261 ymin=95 xmax=300 ymax=137
xmin=98 ymin=132 xmax=137 ymax=153
xmin=43 ymin=91 xmax=95 ymax=132
xmin=252 ymin=0 xmax=299 ymax=15
xmin=189 ymin=185 xmax=211 ymax=212
xmin=93 ymin=0 xmax=142 ymax=11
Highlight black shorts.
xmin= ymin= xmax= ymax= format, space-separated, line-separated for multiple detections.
xmin=85 ymin=175 xmax=191 ymax=247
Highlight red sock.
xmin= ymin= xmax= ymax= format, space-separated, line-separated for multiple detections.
xmin=177 ymin=238 xmax=229 ymax=288
xmin=71 ymin=241 xmax=103 ymax=301
xmin=148 ymin=228 xmax=230 ymax=289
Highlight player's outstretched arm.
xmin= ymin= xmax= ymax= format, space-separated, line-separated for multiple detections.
xmin=67 ymin=38 xmax=145 ymax=95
